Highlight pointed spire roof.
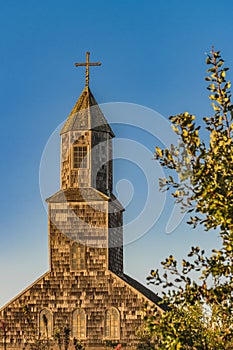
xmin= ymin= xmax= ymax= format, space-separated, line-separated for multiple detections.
xmin=60 ymin=86 xmax=115 ymax=136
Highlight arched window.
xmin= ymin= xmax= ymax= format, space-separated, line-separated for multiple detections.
xmin=71 ymin=242 xmax=86 ymax=270
xmin=105 ymin=307 xmax=120 ymax=339
xmin=39 ymin=309 xmax=53 ymax=339
xmin=72 ymin=309 xmax=86 ymax=339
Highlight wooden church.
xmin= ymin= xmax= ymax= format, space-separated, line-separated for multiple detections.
xmin=0 ymin=53 xmax=164 ymax=350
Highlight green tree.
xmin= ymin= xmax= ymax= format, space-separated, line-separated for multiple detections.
xmin=145 ymin=49 xmax=233 ymax=349
xmin=63 ymin=326 xmax=70 ymax=350
xmin=73 ymin=337 xmax=85 ymax=350
xmin=54 ymin=326 xmax=71 ymax=350
xmin=54 ymin=328 xmax=62 ymax=350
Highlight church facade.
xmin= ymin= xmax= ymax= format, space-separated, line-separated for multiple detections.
xmin=0 ymin=54 xmax=164 ymax=350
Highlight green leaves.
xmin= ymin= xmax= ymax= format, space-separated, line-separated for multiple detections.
xmin=147 ymin=48 xmax=233 ymax=349
xmin=155 ymin=49 xmax=233 ymax=235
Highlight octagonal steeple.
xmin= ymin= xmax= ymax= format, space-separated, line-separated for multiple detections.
xmin=60 ymin=86 xmax=114 ymax=137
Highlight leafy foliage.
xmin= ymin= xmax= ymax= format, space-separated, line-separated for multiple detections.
xmin=54 ymin=326 xmax=71 ymax=350
xmin=135 ymin=323 xmax=158 ymax=349
xmin=54 ymin=328 xmax=63 ymax=350
xmin=104 ymin=340 xmax=124 ymax=348
xmin=63 ymin=326 xmax=70 ymax=350
xmin=73 ymin=337 xmax=85 ymax=350
xmin=145 ymin=49 xmax=233 ymax=349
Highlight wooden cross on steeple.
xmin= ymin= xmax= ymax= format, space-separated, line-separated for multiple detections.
xmin=74 ymin=52 xmax=101 ymax=88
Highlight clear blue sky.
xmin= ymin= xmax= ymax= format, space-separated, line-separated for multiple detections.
xmin=0 ymin=0 xmax=232 ymax=307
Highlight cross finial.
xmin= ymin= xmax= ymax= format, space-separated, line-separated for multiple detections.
xmin=74 ymin=52 xmax=101 ymax=88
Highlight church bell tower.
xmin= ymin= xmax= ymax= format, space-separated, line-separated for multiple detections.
xmin=46 ymin=52 xmax=124 ymax=275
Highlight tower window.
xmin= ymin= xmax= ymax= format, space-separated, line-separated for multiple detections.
xmin=105 ymin=307 xmax=120 ymax=339
xmin=71 ymin=242 xmax=86 ymax=270
xmin=73 ymin=146 xmax=88 ymax=169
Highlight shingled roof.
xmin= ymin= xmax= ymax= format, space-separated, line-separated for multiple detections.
xmin=60 ymin=86 xmax=115 ymax=136
xmin=120 ymin=273 xmax=169 ymax=311
xmin=46 ymin=188 xmax=124 ymax=210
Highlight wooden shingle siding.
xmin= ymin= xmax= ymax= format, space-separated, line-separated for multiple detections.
xmin=0 ymin=81 xmax=163 ymax=350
